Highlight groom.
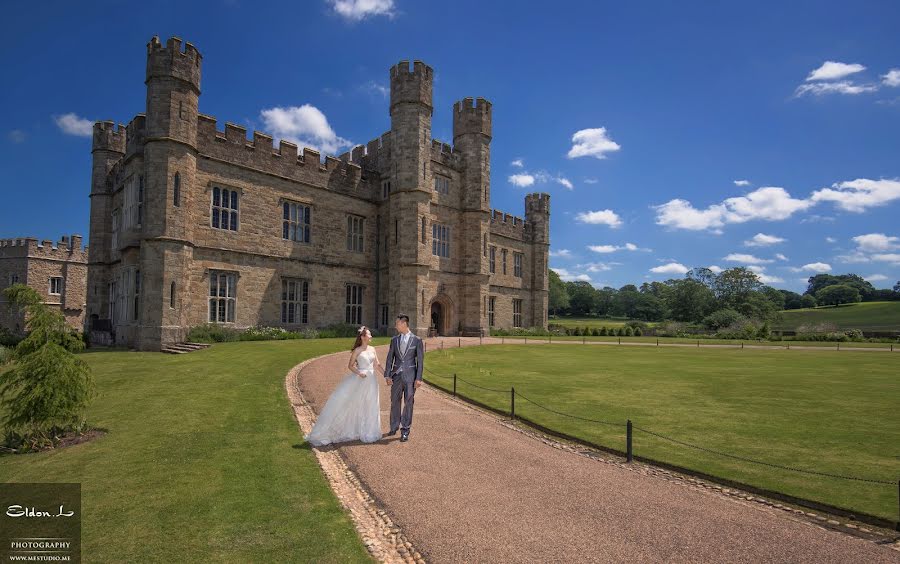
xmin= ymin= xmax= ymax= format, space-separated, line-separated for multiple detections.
xmin=384 ymin=313 xmax=424 ymax=442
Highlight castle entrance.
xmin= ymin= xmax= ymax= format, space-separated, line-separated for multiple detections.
xmin=430 ymin=302 xmax=444 ymax=336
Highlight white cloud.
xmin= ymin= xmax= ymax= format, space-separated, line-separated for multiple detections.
xmin=508 ymin=173 xmax=535 ymax=187
xmin=733 ymin=179 xmax=751 ymax=186
xmin=260 ymin=104 xmax=352 ymax=155
xmin=586 ymin=243 xmax=646 ymax=254
xmin=574 ymin=261 xmax=617 ymax=273
xmin=551 ymin=267 xmax=591 ymax=282
xmin=795 ymin=81 xmax=879 ymax=96
xmin=872 ymin=253 xmax=900 ymax=265
xmin=810 ymin=178 xmax=900 ymax=212
xmin=556 ymin=176 xmax=574 ymax=190
xmin=511 ymin=158 xmax=524 ymax=168
xmin=328 ymin=0 xmax=396 ymax=21
xmin=567 ymin=127 xmax=621 ymax=160
xmin=650 ymin=262 xmax=689 ymax=275
xmin=654 ymin=187 xmax=812 ymax=231
xmin=744 ymin=233 xmax=786 ymax=247
xmin=724 ymin=253 xmax=774 ymax=265
xmin=8 ymin=129 xmax=25 ymax=143
xmin=864 ymin=274 xmax=889 ymax=282
xmin=707 ymin=265 xmax=724 ymax=274
xmin=575 ymin=209 xmax=623 ymax=228
xmin=583 ymin=178 xmax=599 ymax=184
xmin=361 ymin=80 xmax=388 ymax=98
xmin=881 ymin=69 xmax=900 ymax=87
xmin=54 ymin=113 xmax=93 ymax=137
xmin=775 ymin=253 xmax=789 ymax=261
xmin=852 ymin=233 xmax=899 ymax=252
xmin=826 ymin=236 xmax=837 ymax=243
xmin=789 ymin=262 xmax=832 ymax=273
xmin=805 ymin=61 xmax=866 ymax=82
xmin=835 ymin=251 xmax=871 ymax=264
xmin=549 ymin=249 xmax=572 ymax=258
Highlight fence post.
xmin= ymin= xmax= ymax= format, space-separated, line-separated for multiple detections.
xmin=618 ymin=337 xmax=621 ymax=345
xmin=697 ymin=339 xmax=700 ymax=348
xmin=511 ymin=387 xmax=515 ymax=420
xmin=741 ymin=341 xmax=744 ymax=349
xmin=453 ymin=373 xmax=457 ymax=397
xmin=459 ymin=337 xmax=461 ymax=348
xmin=837 ymin=342 xmax=840 ymax=351
xmin=626 ymin=420 xmax=633 ymax=463
xmin=657 ymin=338 xmax=659 ymax=347
xmin=583 ymin=336 xmax=586 ymax=345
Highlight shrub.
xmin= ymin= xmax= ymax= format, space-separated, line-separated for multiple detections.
xmin=634 ymin=327 xmax=643 ymax=336
xmin=623 ymin=326 xmax=634 ymax=336
xmin=0 ymin=285 xmax=96 ymax=447
xmin=598 ymin=326 xmax=608 ymax=336
xmin=702 ymin=308 xmax=745 ymax=331
xmin=0 ymin=327 xmax=22 ymax=348
xmin=573 ymin=327 xmax=582 ymax=336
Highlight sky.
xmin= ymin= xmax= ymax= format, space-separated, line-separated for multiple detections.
xmin=1 ymin=0 xmax=899 ymax=293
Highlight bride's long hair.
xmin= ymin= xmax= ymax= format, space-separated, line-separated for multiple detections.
xmin=351 ymin=326 xmax=370 ymax=352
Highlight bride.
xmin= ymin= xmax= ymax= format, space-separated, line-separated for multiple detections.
xmin=304 ymin=326 xmax=386 ymax=446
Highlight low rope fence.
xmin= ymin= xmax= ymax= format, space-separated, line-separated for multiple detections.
xmin=420 ymin=363 xmax=900 ymax=530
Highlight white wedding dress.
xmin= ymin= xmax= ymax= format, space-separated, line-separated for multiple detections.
xmin=304 ymin=347 xmax=382 ymax=446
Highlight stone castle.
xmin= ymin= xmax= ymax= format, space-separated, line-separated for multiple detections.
xmin=86 ymin=36 xmax=550 ymax=350
xmin=0 ymin=235 xmax=87 ymax=335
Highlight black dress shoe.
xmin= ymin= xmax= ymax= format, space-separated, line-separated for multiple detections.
xmin=386 ymin=428 xmax=398 ymax=437
xmin=400 ymin=431 xmax=409 ymax=442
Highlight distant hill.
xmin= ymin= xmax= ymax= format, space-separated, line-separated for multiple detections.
xmin=774 ymin=301 xmax=900 ymax=332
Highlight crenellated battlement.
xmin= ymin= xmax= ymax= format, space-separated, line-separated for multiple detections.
xmin=390 ymin=60 xmax=433 ymax=112
xmin=490 ymin=208 xmax=529 ymax=241
xmin=430 ymin=139 xmax=459 ymax=167
xmin=195 ymin=114 xmax=368 ymax=192
xmin=453 ymin=96 xmax=492 ymax=140
xmin=525 ymin=192 xmax=550 ymax=215
xmin=0 ymin=235 xmax=87 ymax=260
xmin=124 ymin=114 xmax=146 ymax=156
xmin=146 ymin=36 xmax=202 ymax=92
xmin=92 ymin=121 xmax=126 ymax=154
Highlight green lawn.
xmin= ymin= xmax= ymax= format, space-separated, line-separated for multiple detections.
xmin=549 ymin=316 xmax=654 ymax=329
xmin=0 ymin=339 xmax=388 ymax=563
xmin=424 ymin=345 xmax=900 ymax=522
xmin=774 ymin=301 xmax=900 ymax=332
xmin=493 ymin=334 xmax=896 ymax=349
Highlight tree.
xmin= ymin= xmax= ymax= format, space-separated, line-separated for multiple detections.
xmin=805 ymin=274 xmax=875 ymax=301
xmin=815 ymin=284 xmax=862 ymax=307
xmin=686 ymin=267 xmax=718 ymax=289
xmin=714 ymin=267 xmax=763 ymax=309
xmin=702 ymin=308 xmax=744 ymax=330
xmin=894 ymin=280 xmax=900 ymax=293
xmin=612 ymin=286 xmax=640 ymax=318
xmin=567 ymin=281 xmax=598 ymax=316
xmin=632 ymin=293 xmax=668 ymax=321
xmin=780 ymin=290 xmax=804 ymax=310
xmin=800 ymin=294 xmax=817 ymax=308
xmin=666 ymin=279 xmax=716 ymax=322
xmin=0 ymin=285 xmax=96 ymax=444
xmin=761 ymin=286 xmax=786 ymax=311
xmin=548 ymin=269 xmax=570 ymax=315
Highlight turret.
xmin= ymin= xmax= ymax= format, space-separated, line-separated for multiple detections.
xmin=145 ymin=36 xmax=201 ymax=143
xmin=525 ymin=192 xmax=550 ymax=245
xmin=453 ymin=97 xmax=492 ymax=212
xmin=453 ymin=97 xmax=492 ymax=140
xmin=389 ymin=60 xmax=433 ymax=194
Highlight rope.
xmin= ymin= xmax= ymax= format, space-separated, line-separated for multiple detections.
xmin=513 ymin=390 xmax=625 ymax=427
xmin=633 ymin=426 xmax=894 ymax=484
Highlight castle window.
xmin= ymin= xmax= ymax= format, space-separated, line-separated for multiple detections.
xmin=49 ymin=277 xmax=62 ymax=295
xmin=283 ymin=201 xmax=311 ymax=243
xmin=483 ymin=234 xmax=487 ymax=257
xmin=123 ymin=175 xmax=143 ymax=229
xmin=395 ymin=219 xmax=398 ymax=243
xmin=514 ymin=252 xmax=523 ymax=277
xmin=170 ymin=281 xmax=176 ymax=309
xmin=211 ymin=186 xmax=239 ymax=231
xmin=432 ymin=223 xmax=450 ymax=257
xmin=434 ymin=175 xmax=450 ymax=195
xmin=513 ymin=299 xmax=523 ymax=328
xmin=111 ymin=209 xmax=119 ymax=249
xmin=501 ymin=248 xmax=508 ymax=275
xmin=347 ymin=215 xmax=365 ymax=252
xmin=179 ymin=101 xmax=186 ymax=120
xmin=489 ymin=246 xmax=496 ymax=273
xmin=345 ymin=284 xmax=363 ymax=325
xmin=133 ymin=269 xmax=141 ymax=321
xmin=209 ymin=271 xmax=237 ymax=323
xmin=7 ymin=273 xmax=19 ymax=287
xmin=381 ymin=180 xmax=391 ymax=199
xmin=108 ymin=280 xmax=118 ymax=323
xmin=380 ymin=304 xmax=389 ymax=327
xmin=421 ymin=216 xmax=426 ymax=244
xmin=488 ymin=296 xmax=495 ymax=327
xmin=281 ymin=278 xmax=309 ymax=324
xmin=173 ymin=173 xmax=181 ymax=207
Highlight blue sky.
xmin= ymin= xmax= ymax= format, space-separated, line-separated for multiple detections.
xmin=2 ymin=0 xmax=899 ymax=292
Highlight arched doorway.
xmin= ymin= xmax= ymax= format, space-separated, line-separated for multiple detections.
xmin=430 ymin=301 xmax=444 ymax=336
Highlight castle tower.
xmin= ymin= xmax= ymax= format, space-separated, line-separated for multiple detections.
xmin=85 ymin=122 xmax=125 ymax=326
xmin=388 ymin=60 xmax=433 ymax=334
xmin=453 ymin=97 xmax=493 ymax=332
xmin=140 ymin=36 xmax=202 ymax=349
xmin=526 ymin=192 xmax=551 ymax=328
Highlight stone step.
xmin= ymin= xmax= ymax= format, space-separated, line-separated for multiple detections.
xmin=160 ymin=342 xmax=212 ymax=354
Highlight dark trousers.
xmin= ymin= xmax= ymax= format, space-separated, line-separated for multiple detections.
xmin=389 ymin=375 xmax=417 ymax=432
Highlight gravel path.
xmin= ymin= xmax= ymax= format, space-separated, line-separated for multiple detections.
xmin=295 ymin=338 xmax=899 ymax=563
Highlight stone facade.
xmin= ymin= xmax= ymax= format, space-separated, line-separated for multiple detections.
xmin=0 ymin=235 xmax=88 ymax=334
xmin=86 ymin=36 xmax=550 ymax=351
